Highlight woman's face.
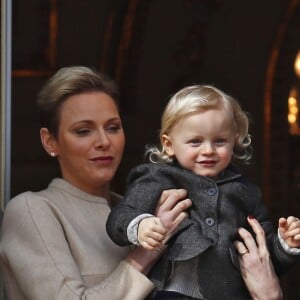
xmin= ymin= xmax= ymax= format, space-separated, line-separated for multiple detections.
xmin=51 ymin=91 xmax=125 ymax=196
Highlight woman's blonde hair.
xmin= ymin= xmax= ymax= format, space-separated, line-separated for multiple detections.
xmin=37 ymin=66 xmax=119 ymax=138
xmin=147 ymin=84 xmax=252 ymax=164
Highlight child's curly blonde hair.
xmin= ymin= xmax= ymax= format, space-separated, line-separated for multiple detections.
xmin=146 ymin=84 xmax=252 ymax=164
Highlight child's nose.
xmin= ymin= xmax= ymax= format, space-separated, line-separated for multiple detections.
xmin=202 ymin=142 xmax=214 ymax=154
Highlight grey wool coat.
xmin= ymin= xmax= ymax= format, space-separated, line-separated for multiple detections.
xmin=106 ymin=162 xmax=297 ymax=300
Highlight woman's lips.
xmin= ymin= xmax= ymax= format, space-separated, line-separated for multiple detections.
xmin=90 ymin=156 xmax=114 ymax=165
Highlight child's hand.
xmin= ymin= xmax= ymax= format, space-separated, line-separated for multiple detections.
xmin=278 ymin=216 xmax=300 ymax=248
xmin=138 ymin=217 xmax=167 ymax=250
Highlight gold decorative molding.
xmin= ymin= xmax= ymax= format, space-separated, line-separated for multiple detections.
xmin=115 ymin=0 xmax=140 ymax=84
xmin=263 ymin=0 xmax=300 ymax=205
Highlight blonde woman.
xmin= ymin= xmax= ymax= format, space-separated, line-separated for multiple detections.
xmin=0 ymin=66 xmax=192 ymax=300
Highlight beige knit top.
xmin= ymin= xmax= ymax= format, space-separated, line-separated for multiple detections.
xmin=0 ymin=178 xmax=153 ymax=300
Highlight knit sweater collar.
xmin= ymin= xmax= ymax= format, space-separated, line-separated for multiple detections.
xmin=48 ymin=178 xmax=122 ymax=205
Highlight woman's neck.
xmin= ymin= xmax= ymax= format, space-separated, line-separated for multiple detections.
xmin=62 ymin=176 xmax=111 ymax=200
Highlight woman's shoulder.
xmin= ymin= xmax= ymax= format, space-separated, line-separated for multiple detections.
xmin=5 ymin=179 xmax=69 ymax=211
xmin=4 ymin=189 xmax=53 ymax=220
xmin=0 ymin=191 xmax=52 ymax=245
xmin=8 ymin=190 xmax=43 ymax=205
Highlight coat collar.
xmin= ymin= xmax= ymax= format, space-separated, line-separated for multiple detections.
xmin=214 ymin=164 xmax=243 ymax=184
xmin=170 ymin=160 xmax=242 ymax=185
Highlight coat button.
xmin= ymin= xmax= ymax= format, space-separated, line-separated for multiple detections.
xmin=207 ymin=187 xmax=217 ymax=196
xmin=205 ymin=217 xmax=215 ymax=226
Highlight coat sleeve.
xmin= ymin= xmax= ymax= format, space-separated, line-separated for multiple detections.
xmin=0 ymin=194 xmax=153 ymax=300
xmin=248 ymin=182 xmax=299 ymax=275
xmin=106 ymin=164 xmax=177 ymax=246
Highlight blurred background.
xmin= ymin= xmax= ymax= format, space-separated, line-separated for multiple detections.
xmin=1 ymin=0 xmax=300 ymax=298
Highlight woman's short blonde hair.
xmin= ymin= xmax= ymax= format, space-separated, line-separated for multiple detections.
xmin=147 ymin=85 xmax=252 ymax=164
xmin=37 ymin=66 xmax=119 ymax=138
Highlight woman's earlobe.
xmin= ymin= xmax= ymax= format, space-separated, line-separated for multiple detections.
xmin=40 ymin=128 xmax=58 ymax=156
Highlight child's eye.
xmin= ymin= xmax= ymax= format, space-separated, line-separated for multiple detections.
xmin=189 ymin=139 xmax=202 ymax=145
xmin=215 ymin=138 xmax=226 ymax=144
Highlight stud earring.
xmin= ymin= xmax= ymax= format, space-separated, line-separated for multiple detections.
xmin=50 ymin=152 xmax=56 ymax=157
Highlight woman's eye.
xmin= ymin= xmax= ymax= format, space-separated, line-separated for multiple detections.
xmin=106 ymin=124 xmax=121 ymax=133
xmin=75 ymin=128 xmax=91 ymax=136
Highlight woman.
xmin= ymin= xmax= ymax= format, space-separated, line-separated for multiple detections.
xmin=0 ymin=66 xmax=190 ymax=300
xmin=0 ymin=66 xmax=282 ymax=299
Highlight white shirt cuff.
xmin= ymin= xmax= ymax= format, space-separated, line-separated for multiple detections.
xmin=278 ymin=229 xmax=300 ymax=255
xmin=127 ymin=214 xmax=154 ymax=245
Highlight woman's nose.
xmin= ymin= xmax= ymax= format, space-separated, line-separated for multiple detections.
xmin=95 ymin=130 xmax=110 ymax=150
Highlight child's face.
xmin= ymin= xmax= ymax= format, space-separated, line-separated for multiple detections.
xmin=162 ymin=108 xmax=236 ymax=178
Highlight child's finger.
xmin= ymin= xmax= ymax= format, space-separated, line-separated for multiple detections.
xmin=278 ymin=217 xmax=288 ymax=239
xmin=286 ymin=216 xmax=299 ymax=227
xmin=141 ymin=217 xmax=166 ymax=233
xmin=152 ymin=218 xmax=167 ymax=234
xmin=147 ymin=238 xmax=162 ymax=248
xmin=285 ymin=218 xmax=300 ymax=233
xmin=284 ymin=228 xmax=300 ymax=239
xmin=278 ymin=217 xmax=287 ymax=228
xmin=140 ymin=240 xmax=155 ymax=250
xmin=288 ymin=217 xmax=300 ymax=230
xmin=295 ymin=235 xmax=300 ymax=241
xmin=147 ymin=231 xmax=166 ymax=242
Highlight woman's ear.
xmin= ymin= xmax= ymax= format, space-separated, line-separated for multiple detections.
xmin=161 ymin=134 xmax=175 ymax=157
xmin=40 ymin=128 xmax=58 ymax=157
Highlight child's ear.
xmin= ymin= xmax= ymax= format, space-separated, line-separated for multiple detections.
xmin=234 ymin=133 xmax=239 ymax=145
xmin=161 ymin=134 xmax=175 ymax=156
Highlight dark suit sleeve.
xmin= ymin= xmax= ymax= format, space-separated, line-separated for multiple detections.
xmin=106 ymin=164 xmax=177 ymax=246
